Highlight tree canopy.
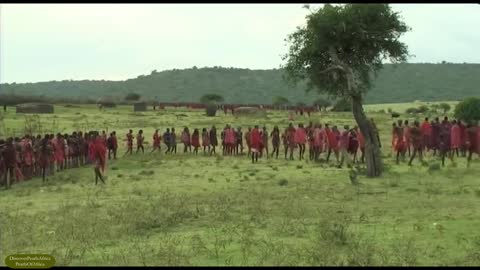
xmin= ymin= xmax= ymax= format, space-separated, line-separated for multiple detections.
xmin=124 ymin=92 xmax=141 ymax=101
xmin=273 ymin=96 xmax=290 ymax=106
xmin=454 ymin=97 xmax=480 ymax=124
xmin=283 ymin=4 xmax=410 ymax=101
xmin=200 ymin=94 xmax=224 ymax=104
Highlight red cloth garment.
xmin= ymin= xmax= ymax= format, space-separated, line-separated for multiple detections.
xmin=339 ymin=131 xmax=350 ymax=150
xmin=294 ymin=127 xmax=307 ymax=144
xmin=22 ymin=139 xmax=34 ymax=166
xmin=451 ymin=124 xmax=461 ymax=149
xmin=153 ymin=133 xmax=161 ymax=147
xmin=326 ymin=128 xmax=338 ymax=151
xmin=94 ymin=138 xmax=107 ymax=172
xmin=225 ymin=129 xmax=236 ymax=145
xmin=250 ymin=128 xmax=262 ymax=151
xmin=191 ymin=133 xmax=200 ymax=147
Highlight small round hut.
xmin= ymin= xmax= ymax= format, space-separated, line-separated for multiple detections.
xmin=133 ymin=102 xmax=147 ymax=112
xmin=233 ymin=107 xmax=267 ymax=118
xmin=16 ymin=103 xmax=54 ymax=114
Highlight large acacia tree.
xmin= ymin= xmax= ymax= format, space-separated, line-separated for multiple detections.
xmin=283 ymin=4 xmax=410 ymax=177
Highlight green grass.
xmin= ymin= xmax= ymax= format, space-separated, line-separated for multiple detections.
xmin=1 ymin=104 xmax=479 ymax=266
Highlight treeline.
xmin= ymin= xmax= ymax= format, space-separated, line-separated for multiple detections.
xmin=1 ymin=63 xmax=479 ymax=105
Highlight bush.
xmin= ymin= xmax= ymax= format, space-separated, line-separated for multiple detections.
xmin=124 ymin=93 xmax=141 ymax=101
xmin=417 ymin=105 xmax=429 ymax=114
xmin=406 ymin=107 xmax=418 ymax=114
xmin=454 ymin=97 xmax=480 ymax=124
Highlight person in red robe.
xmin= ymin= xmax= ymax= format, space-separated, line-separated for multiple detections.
xmin=250 ymin=125 xmax=262 ymax=163
xmin=325 ymin=124 xmax=339 ymax=163
xmin=450 ymin=120 xmax=461 ymax=158
xmin=286 ymin=124 xmax=297 ymax=160
xmin=123 ymin=129 xmax=134 ymax=156
xmin=355 ymin=126 xmax=366 ymax=163
xmin=295 ymin=123 xmax=307 ymax=160
xmin=202 ymin=128 xmax=210 ymax=155
xmin=338 ymin=125 xmax=351 ymax=168
xmin=48 ymin=134 xmax=56 ymax=176
xmin=22 ymin=135 xmax=34 ymax=180
xmin=181 ymin=127 xmax=191 ymax=153
xmin=466 ymin=123 xmax=480 ymax=167
xmin=408 ymin=121 xmax=423 ymax=166
xmin=151 ymin=129 xmax=161 ymax=153
xmin=261 ymin=126 xmax=269 ymax=158
xmin=54 ymin=133 xmax=65 ymax=172
xmin=191 ymin=128 xmax=200 ymax=155
xmin=421 ymin=117 xmax=432 ymax=152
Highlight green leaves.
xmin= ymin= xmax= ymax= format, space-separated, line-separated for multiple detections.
xmin=283 ymin=4 xmax=410 ymax=99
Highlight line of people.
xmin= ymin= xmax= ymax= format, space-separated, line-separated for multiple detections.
xmin=120 ymin=122 xmax=380 ymax=167
xmin=391 ymin=117 xmax=480 ymax=166
xmin=1 ymin=131 xmax=108 ymax=189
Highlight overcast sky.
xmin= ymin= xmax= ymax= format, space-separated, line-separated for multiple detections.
xmin=1 ymin=4 xmax=479 ymax=84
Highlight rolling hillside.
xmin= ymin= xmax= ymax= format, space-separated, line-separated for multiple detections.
xmin=1 ymin=63 xmax=478 ymax=104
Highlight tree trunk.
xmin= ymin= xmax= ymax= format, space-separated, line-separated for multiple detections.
xmin=352 ymin=96 xmax=383 ymax=177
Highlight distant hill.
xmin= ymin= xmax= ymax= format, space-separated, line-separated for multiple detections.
xmin=1 ymin=63 xmax=479 ymax=105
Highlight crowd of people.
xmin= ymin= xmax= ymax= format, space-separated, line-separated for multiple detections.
xmin=2 ymin=116 xmax=479 ymax=190
xmin=0 ymin=131 xmax=108 ymax=189
xmin=391 ymin=117 xmax=480 ymax=166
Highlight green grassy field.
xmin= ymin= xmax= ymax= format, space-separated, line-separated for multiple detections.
xmin=1 ymin=104 xmax=479 ymax=266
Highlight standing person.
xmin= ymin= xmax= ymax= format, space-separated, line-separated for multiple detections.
xmin=191 ymin=128 xmax=200 ymax=155
xmin=466 ymin=123 xmax=479 ymax=167
xmin=181 ymin=127 xmax=191 ymax=153
xmin=209 ymin=126 xmax=218 ymax=155
xmin=408 ymin=121 xmax=423 ymax=166
xmin=250 ymin=125 xmax=262 ymax=163
xmin=111 ymin=131 xmax=118 ymax=159
xmin=22 ymin=135 xmax=34 ymax=180
xmin=442 ymin=117 xmax=452 ymax=158
xmin=338 ymin=125 xmax=352 ymax=168
xmin=235 ymin=127 xmax=243 ymax=155
xmin=458 ymin=120 xmax=467 ymax=157
xmin=107 ymin=132 xmax=117 ymax=159
xmin=287 ymin=123 xmax=297 ymax=160
xmin=245 ymin=127 xmax=252 ymax=156
xmin=93 ymin=132 xmax=107 ymax=185
xmin=325 ymin=124 xmax=339 ymax=163
xmin=397 ymin=120 xmax=406 ymax=158
xmin=421 ymin=117 xmax=432 ymax=153
xmin=431 ymin=118 xmax=441 ymax=156
xmin=136 ymin=130 xmax=145 ymax=154
xmin=394 ymin=122 xmax=406 ymax=164
xmin=170 ymin=128 xmax=177 ymax=154
xmin=261 ymin=126 xmax=269 ymax=158
xmin=306 ymin=122 xmax=314 ymax=160
xmin=313 ymin=124 xmax=326 ymax=161
xmin=450 ymin=120 xmax=461 ymax=158
xmin=123 ymin=129 xmax=134 ymax=156
xmin=281 ymin=128 xmax=289 ymax=160
xmin=38 ymin=135 xmax=53 ymax=184
xmin=391 ymin=123 xmax=397 ymax=157
xmin=349 ymin=128 xmax=359 ymax=163
xmin=355 ymin=126 xmax=366 ymax=163
xmin=151 ymin=129 xmax=161 ymax=153
xmin=295 ymin=123 xmax=307 ymax=160
xmin=2 ymin=138 xmax=16 ymax=189
xmin=202 ymin=128 xmax=210 ymax=155
xmin=221 ymin=126 xmax=227 ymax=155
xmin=225 ymin=125 xmax=236 ymax=156
xmin=48 ymin=134 xmax=56 ymax=175
xmin=54 ymin=133 xmax=65 ymax=171
xmin=404 ymin=120 xmax=411 ymax=157
xmin=271 ymin=126 xmax=280 ymax=159
xmin=163 ymin=128 xmax=171 ymax=154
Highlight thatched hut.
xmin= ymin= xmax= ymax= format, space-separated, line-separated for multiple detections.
xmin=16 ymin=103 xmax=54 ymax=114
xmin=233 ymin=107 xmax=267 ymax=117
xmin=133 ymin=102 xmax=147 ymax=112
